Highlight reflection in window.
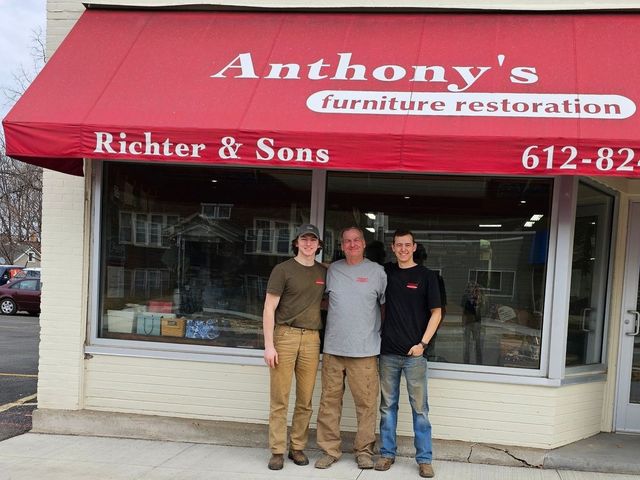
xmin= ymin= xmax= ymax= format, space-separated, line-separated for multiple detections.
xmin=99 ymin=163 xmax=311 ymax=349
xmin=469 ymin=269 xmax=516 ymax=296
xmin=566 ymin=182 xmax=613 ymax=367
xmin=325 ymin=172 xmax=553 ymax=369
xmin=201 ymin=203 xmax=233 ymax=219
xmin=119 ymin=212 xmax=132 ymax=243
xmin=135 ymin=214 xmax=147 ymax=244
xmin=14 ymin=280 xmax=39 ymax=291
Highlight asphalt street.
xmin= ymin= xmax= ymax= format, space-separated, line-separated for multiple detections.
xmin=0 ymin=313 xmax=39 ymax=441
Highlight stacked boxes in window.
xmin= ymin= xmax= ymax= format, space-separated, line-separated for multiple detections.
xmin=106 ymin=310 xmax=136 ymax=333
xmin=136 ymin=312 xmax=172 ymax=336
xmin=161 ymin=316 xmax=186 ymax=337
xmin=148 ymin=300 xmax=172 ymax=313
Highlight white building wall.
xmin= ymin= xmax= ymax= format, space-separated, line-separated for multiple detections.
xmin=37 ymin=169 xmax=87 ymax=409
xmin=39 ymin=0 xmax=631 ymax=446
xmin=83 ymin=354 xmax=605 ymax=448
xmin=553 ymin=382 xmax=605 ymax=447
xmin=47 ymin=1 xmax=84 ymax=52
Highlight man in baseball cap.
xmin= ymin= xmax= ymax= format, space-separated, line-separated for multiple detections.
xmin=296 ymin=223 xmax=321 ymax=239
xmin=263 ymin=223 xmax=326 ymax=470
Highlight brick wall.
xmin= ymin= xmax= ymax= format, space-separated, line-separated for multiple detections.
xmin=38 ymin=168 xmax=87 ymax=409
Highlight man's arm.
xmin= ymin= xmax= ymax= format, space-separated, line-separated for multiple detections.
xmin=263 ymin=292 xmax=281 ymax=368
xmin=408 ymin=307 xmax=442 ymax=356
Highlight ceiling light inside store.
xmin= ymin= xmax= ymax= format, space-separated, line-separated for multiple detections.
xmin=520 ymin=200 xmax=527 ymax=204
xmin=530 ymin=214 xmax=544 ymax=221
xmin=365 ymin=227 xmax=375 ymax=233
xmin=479 ymin=224 xmax=502 ymax=228
xmin=211 ymin=179 xmax=218 ymax=183
xmin=365 ymin=212 xmax=376 ymax=220
xmin=524 ymin=221 xmax=534 ymax=228
xmin=403 ymin=196 xmax=411 ymax=199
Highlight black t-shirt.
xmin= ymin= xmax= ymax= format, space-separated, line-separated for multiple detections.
xmin=381 ymin=263 xmax=442 ymax=357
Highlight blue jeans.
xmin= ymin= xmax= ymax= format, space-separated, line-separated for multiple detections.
xmin=379 ymin=354 xmax=432 ymax=464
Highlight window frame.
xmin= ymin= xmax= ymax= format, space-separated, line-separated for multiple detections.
xmin=86 ymin=161 xmax=612 ymax=385
xmin=562 ymin=178 xmax=617 ymax=379
xmin=88 ymin=161 xmax=319 ymax=362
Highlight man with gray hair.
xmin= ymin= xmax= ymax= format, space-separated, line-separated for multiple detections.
xmin=314 ymin=226 xmax=387 ymax=470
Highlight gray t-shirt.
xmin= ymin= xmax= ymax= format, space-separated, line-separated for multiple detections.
xmin=324 ymin=258 xmax=387 ymax=357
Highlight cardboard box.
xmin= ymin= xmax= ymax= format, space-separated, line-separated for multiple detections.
xmin=161 ymin=316 xmax=186 ymax=337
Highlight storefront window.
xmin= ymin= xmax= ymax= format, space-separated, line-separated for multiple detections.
xmin=566 ymin=182 xmax=613 ymax=367
xmin=324 ymin=173 xmax=553 ymax=369
xmin=99 ymin=163 xmax=311 ymax=349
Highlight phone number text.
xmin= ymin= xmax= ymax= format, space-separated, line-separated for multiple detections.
xmin=521 ymin=145 xmax=638 ymax=172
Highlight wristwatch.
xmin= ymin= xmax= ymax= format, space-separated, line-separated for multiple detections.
xmin=419 ymin=341 xmax=429 ymax=349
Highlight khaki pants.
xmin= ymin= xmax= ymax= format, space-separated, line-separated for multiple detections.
xmin=269 ymin=324 xmax=320 ymax=454
xmin=316 ymin=354 xmax=379 ymax=458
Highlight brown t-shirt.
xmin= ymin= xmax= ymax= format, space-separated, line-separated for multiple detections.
xmin=266 ymin=258 xmax=326 ymax=330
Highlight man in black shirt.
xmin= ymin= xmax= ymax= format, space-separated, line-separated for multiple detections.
xmin=375 ymin=230 xmax=442 ymax=478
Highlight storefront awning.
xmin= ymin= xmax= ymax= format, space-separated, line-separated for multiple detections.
xmin=4 ymin=9 xmax=640 ymax=177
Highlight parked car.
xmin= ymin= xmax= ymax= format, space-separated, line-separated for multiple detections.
xmin=0 ymin=277 xmax=41 ymax=315
xmin=11 ymin=267 xmax=41 ymax=280
xmin=0 ymin=265 xmax=24 ymax=286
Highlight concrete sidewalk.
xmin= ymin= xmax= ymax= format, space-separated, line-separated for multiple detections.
xmin=28 ymin=410 xmax=640 ymax=476
xmin=0 ymin=433 xmax=639 ymax=480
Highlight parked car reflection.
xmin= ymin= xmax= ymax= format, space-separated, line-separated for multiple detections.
xmin=0 ymin=278 xmax=41 ymax=315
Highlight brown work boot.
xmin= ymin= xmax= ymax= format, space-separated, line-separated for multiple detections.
xmin=314 ymin=453 xmax=338 ymax=469
xmin=374 ymin=456 xmax=395 ymax=471
xmin=288 ymin=449 xmax=309 ymax=466
xmin=268 ymin=454 xmax=284 ymax=470
xmin=356 ymin=453 xmax=374 ymax=469
xmin=419 ymin=463 xmax=435 ymax=478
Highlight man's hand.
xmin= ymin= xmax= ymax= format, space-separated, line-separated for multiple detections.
xmin=264 ymin=346 xmax=279 ymax=367
xmin=262 ymin=293 xmax=281 ymax=368
xmin=407 ymin=344 xmax=425 ymax=356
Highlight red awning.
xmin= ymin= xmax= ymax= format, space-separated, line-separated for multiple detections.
xmin=4 ymin=9 xmax=640 ymax=177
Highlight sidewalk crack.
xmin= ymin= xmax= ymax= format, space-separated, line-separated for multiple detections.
xmin=486 ymin=445 xmax=537 ymax=468
xmin=467 ymin=444 xmax=475 ymax=462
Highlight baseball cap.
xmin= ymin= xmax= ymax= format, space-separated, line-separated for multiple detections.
xmin=296 ymin=223 xmax=321 ymax=239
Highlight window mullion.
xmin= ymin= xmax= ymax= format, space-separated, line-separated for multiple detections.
xmin=547 ymin=176 xmax=578 ymax=381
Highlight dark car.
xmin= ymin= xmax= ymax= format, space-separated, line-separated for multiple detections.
xmin=0 ymin=278 xmax=41 ymax=315
xmin=0 ymin=265 xmax=24 ymax=286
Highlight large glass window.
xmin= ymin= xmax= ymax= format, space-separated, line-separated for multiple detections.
xmin=99 ymin=163 xmax=311 ymax=349
xmin=324 ymin=173 xmax=553 ymax=369
xmin=566 ymin=182 xmax=613 ymax=367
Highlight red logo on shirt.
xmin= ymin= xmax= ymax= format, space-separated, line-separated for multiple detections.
xmin=356 ymin=277 xmax=369 ymax=283
xmin=406 ymin=283 xmax=418 ymax=289
xmin=315 ymin=279 xmax=325 ymax=285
